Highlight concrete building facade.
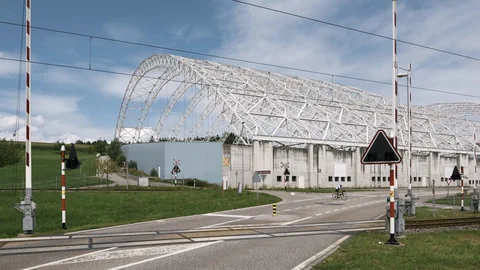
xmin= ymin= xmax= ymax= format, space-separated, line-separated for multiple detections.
xmin=222 ymin=141 xmax=480 ymax=189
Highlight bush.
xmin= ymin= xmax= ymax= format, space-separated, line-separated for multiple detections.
xmin=0 ymin=139 xmax=22 ymax=167
xmin=150 ymin=168 xmax=158 ymax=177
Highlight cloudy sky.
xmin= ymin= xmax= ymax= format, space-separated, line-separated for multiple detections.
xmin=0 ymin=0 xmax=478 ymax=143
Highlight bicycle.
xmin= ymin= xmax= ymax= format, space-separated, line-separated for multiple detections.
xmin=332 ymin=191 xmax=347 ymax=200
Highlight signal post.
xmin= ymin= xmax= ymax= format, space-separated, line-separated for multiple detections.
xmin=361 ymin=129 xmax=402 ymax=245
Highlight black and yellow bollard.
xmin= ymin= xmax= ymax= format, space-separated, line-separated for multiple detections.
xmin=272 ymin=203 xmax=277 ymax=216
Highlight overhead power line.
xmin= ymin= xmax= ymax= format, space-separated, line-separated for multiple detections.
xmin=232 ymin=0 xmax=480 ymax=62
xmin=1 ymin=55 xmax=480 ymax=120
xmin=0 ymin=21 xmax=477 ymax=99
xmin=0 ymin=55 xmax=478 ymax=100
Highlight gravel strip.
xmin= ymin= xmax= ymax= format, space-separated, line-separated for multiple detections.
xmin=405 ymin=224 xmax=480 ymax=234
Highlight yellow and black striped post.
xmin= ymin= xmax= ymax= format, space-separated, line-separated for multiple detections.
xmin=272 ymin=204 xmax=277 ymax=216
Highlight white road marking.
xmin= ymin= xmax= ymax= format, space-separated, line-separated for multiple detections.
xmin=107 ymin=241 xmax=222 ymax=270
xmin=193 ymin=234 xmax=271 ymax=242
xmin=94 ymin=239 xmax=191 ymax=249
xmin=326 ymin=211 xmax=332 ymax=214
xmin=333 ymin=209 xmax=339 ymax=212
xmin=282 ymin=216 xmax=312 ymax=225
xmin=202 ymin=213 xmax=253 ymax=219
xmin=22 ymin=247 xmax=117 ymax=270
xmin=198 ymin=217 xmax=251 ymax=229
xmin=316 ymin=213 xmax=323 ymax=216
xmin=291 ymin=235 xmax=350 ymax=270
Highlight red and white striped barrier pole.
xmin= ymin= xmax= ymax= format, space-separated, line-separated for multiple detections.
xmin=387 ymin=0 xmax=399 ymax=245
xmin=61 ymin=145 xmax=67 ymax=229
xmin=461 ymin=165 xmax=464 ymax=211
xmin=475 ymin=130 xmax=477 ymax=188
xmin=21 ymin=0 xmax=35 ymax=234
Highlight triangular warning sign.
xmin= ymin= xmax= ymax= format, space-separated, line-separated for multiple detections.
xmin=451 ymin=166 xmax=461 ymax=180
xmin=252 ymin=171 xmax=262 ymax=183
xmin=361 ymin=129 xmax=402 ymax=164
xmin=171 ymin=165 xmax=181 ymax=174
xmin=284 ymin=168 xmax=290 ymax=175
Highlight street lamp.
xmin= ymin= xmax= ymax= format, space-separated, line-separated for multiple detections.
xmin=398 ymin=64 xmax=412 ymax=195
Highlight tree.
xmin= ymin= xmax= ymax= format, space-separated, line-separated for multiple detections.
xmin=75 ymin=140 xmax=84 ymax=144
xmin=96 ymin=158 xmax=117 ymax=186
xmin=116 ymin=153 xmax=126 ymax=167
xmin=150 ymin=168 xmax=158 ymax=177
xmin=94 ymin=139 xmax=107 ymax=155
xmin=0 ymin=139 xmax=21 ymax=167
xmin=107 ymin=138 xmax=123 ymax=161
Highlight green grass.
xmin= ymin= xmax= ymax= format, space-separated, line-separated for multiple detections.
xmin=314 ymin=230 xmax=480 ymax=270
xmin=405 ymin=206 xmax=480 ymax=220
xmin=0 ymin=142 xmax=105 ymax=189
xmin=0 ymin=189 xmax=281 ymax=238
xmin=427 ymin=194 xmax=472 ymax=207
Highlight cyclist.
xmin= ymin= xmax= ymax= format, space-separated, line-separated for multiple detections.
xmin=335 ymin=184 xmax=342 ymax=197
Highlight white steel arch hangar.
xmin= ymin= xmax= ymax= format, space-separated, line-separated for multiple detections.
xmin=115 ymin=54 xmax=479 ymax=153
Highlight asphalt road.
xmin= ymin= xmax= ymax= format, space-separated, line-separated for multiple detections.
xmin=0 ymin=188 xmax=455 ymax=270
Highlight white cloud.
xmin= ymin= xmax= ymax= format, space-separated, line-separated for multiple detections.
xmin=211 ymin=0 xmax=480 ymax=105
xmin=169 ymin=25 xmax=210 ymax=42
xmin=103 ymin=22 xmax=143 ymax=42
xmin=0 ymin=51 xmax=21 ymax=78
xmin=0 ymin=90 xmax=111 ymax=143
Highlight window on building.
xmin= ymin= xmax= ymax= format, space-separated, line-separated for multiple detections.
xmin=372 ymin=177 xmax=375 ymax=182
xmin=441 ymin=177 xmax=444 ymax=182
xmin=277 ymin=175 xmax=282 ymax=182
xmin=414 ymin=177 xmax=417 ymax=182
xmin=341 ymin=177 xmax=345 ymax=182
xmin=329 ymin=176 xmax=333 ymax=182
xmin=292 ymin=176 xmax=297 ymax=182
xmin=388 ymin=177 xmax=390 ymax=182
xmin=347 ymin=176 xmax=351 ymax=182
xmin=285 ymin=176 xmax=290 ymax=182
xmin=335 ymin=177 xmax=339 ymax=182
xmin=377 ymin=177 xmax=381 ymax=182
xmin=383 ymin=177 xmax=386 ymax=182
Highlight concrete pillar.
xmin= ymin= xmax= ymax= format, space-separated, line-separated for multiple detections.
xmin=355 ymin=147 xmax=361 ymax=188
xmin=317 ymin=145 xmax=326 ymax=187
xmin=322 ymin=145 xmax=326 ymax=187
xmin=428 ymin=152 xmax=433 ymax=187
xmin=308 ymin=144 xmax=314 ymax=188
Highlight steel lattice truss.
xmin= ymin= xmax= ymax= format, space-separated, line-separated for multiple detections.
xmin=115 ymin=54 xmax=480 ymax=153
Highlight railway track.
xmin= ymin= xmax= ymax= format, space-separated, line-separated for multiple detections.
xmin=405 ymin=217 xmax=480 ymax=229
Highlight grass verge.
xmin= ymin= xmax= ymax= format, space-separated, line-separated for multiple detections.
xmin=314 ymin=230 xmax=480 ymax=270
xmin=0 ymin=142 xmax=103 ymax=189
xmin=0 ymin=189 xmax=281 ymax=238
xmin=426 ymin=194 xmax=472 ymax=207
xmin=405 ymin=206 xmax=480 ymax=221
